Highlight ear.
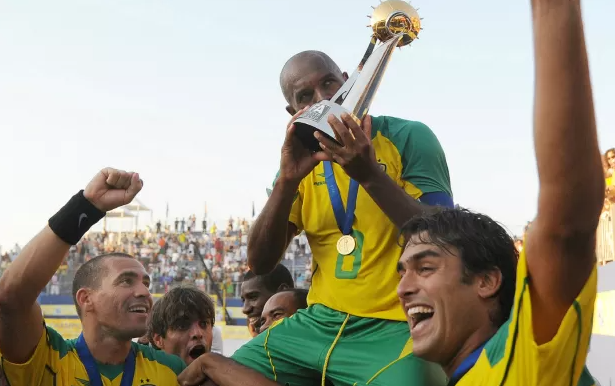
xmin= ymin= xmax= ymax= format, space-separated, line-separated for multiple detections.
xmin=277 ymin=283 xmax=290 ymax=291
xmin=342 ymin=71 xmax=349 ymax=81
xmin=286 ymin=105 xmax=296 ymax=116
xmin=75 ymin=288 xmax=93 ymax=315
xmin=152 ymin=333 xmax=165 ymax=350
xmin=476 ymin=269 xmax=503 ymax=300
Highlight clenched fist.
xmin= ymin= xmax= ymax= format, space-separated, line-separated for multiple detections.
xmin=83 ymin=168 xmax=143 ymax=212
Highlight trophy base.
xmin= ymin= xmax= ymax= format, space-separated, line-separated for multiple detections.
xmin=293 ymin=100 xmax=348 ymax=153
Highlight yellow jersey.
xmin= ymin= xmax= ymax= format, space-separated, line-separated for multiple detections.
xmin=2 ymin=324 xmax=185 ymax=385
xmin=272 ymin=116 xmax=452 ymax=320
xmin=454 ymin=247 xmax=597 ymax=385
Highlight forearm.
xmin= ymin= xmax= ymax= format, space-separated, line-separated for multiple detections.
xmin=0 ymin=226 xmax=69 ymax=310
xmin=532 ymin=0 xmax=603 ymax=232
xmin=201 ymin=354 xmax=279 ymax=386
xmin=248 ymin=179 xmax=297 ymax=274
xmin=361 ymin=169 xmax=430 ymax=229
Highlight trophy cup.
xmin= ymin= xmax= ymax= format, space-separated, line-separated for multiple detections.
xmin=293 ymin=0 xmax=421 ymax=152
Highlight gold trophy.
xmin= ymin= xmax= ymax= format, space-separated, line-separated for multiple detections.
xmin=294 ymin=0 xmax=421 ymax=152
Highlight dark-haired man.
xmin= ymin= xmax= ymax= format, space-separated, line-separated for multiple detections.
xmin=259 ymin=288 xmax=309 ymax=334
xmin=0 ymin=168 xmax=186 ymax=385
xmin=240 ymin=264 xmax=294 ymax=336
xmin=147 ymin=285 xmax=216 ymax=365
xmin=396 ymin=1 xmax=602 ymax=385
xmin=234 ymin=49 xmax=452 ymax=385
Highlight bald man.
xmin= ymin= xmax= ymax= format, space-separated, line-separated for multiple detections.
xmin=259 ymin=289 xmax=308 ymax=334
xmin=223 ymin=50 xmax=452 ymax=386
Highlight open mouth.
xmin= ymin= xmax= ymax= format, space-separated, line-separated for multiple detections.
xmin=408 ymin=306 xmax=434 ymax=331
xmin=128 ymin=305 xmax=148 ymax=314
xmin=188 ymin=344 xmax=207 ymax=360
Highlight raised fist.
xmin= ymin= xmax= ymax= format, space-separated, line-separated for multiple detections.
xmin=84 ymin=168 xmax=143 ymax=212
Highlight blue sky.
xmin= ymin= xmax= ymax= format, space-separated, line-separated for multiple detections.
xmin=1 ymin=0 xmax=613 ymax=250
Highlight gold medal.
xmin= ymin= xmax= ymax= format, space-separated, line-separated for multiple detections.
xmin=337 ymin=235 xmax=356 ymax=255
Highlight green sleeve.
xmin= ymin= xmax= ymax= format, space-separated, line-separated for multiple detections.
xmin=379 ymin=117 xmax=452 ymax=197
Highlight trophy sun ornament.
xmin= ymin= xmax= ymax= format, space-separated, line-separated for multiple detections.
xmin=371 ymin=0 xmax=421 ymax=46
xmin=293 ymin=0 xmax=422 ymax=153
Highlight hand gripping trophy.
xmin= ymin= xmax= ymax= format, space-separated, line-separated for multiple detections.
xmin=293 ymin=0 xmax=421 ymax=152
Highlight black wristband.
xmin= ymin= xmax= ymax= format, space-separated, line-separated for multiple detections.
xmin=48 ymin=190 xmax=106 ymax=245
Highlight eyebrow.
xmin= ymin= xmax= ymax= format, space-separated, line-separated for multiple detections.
xmin=402 ymin=249 xmax=442 ymax=264
xmin=113 ymin=271 xmax=150 ymax=285
xmin=292 ymin=72 xmax=336 ymax=101
xmin=266 ymin=307 xmax=285 ymax=315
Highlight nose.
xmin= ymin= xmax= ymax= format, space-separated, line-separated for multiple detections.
xmin=313 ymin=88 xmax=333 ymax=105
xmin=242 ymin=302 xmax=252 ymax=315
xmin=135 ymin=281 xmax=151 ymax=299
xmin=397 ymin=272 xmax=419 ymax=300
xmin=259 ymin=320 xmax=270 ymax=334
xmin=189 ymin=322 xmax=205 ymax=339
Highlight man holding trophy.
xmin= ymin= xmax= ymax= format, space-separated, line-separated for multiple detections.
xmin=233 ymin=1 xmax=452 ymax=385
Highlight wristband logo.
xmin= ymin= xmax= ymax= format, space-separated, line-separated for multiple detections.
xmin=78 ymin=213 xmax=88 ymax=228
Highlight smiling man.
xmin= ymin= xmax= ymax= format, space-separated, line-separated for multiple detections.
xmin=148 ymin=285 xmax=216 ymax=365
xmin=259 ymin=288 xmax=308 ymax=334
xmin=396 ymin=0 xmax=603 ymax=384
xmin=240 ymin=264 xmax=294 ymax=336
xmin=0 ymin=168 xmax=185 ymax=385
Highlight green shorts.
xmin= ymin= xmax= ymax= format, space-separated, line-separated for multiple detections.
xmin=231 ymin=304 xmax=446 ymax=386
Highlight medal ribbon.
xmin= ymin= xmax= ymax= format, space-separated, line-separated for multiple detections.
xmin=447 ymin=342 xmax=487 ymax=386
xmin=323 ymin=161 xmax=359 ymax=236
xmin=75 ymin=333 xmax=136 ymax=386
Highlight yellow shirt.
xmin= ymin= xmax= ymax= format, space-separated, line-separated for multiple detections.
xmin=456 ymin=247 xmax=597 ymax=385
xmin=272 ymin=116 xmax=452 ymax=320
xmin=2 ymin=325 xmax=185 ymax=385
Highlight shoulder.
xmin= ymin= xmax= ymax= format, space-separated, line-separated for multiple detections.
xmin=44 ymin=325 xmax=72 ymax=360
xmin=134 ymin=343 xmax=186 ymax=375
xmin=371 ymin=115 xmax=444 ymax=156
xmin=371 ymin=115 xmax=437 ymax=142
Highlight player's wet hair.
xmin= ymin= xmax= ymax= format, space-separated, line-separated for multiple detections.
xmin=400 ymin=207 xmax=518 ymax=327
xmin=72 ymin=252 xmax=134 ymax=318
xmin=242 ymin=264 xmax=295 ymax=293
xmin=147 ymin=285 xmax=215 ymax=347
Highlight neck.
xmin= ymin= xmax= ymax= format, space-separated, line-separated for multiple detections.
xmin=443 ymin=325 xmax=498 ymax=378
xmin=82 ymin=325 xmax=132 ymax=365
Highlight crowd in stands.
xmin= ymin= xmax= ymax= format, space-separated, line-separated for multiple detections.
xmin=1 ymin=150 xmax=614 ymax=294
xmin=0 ymin=216 xmax=313 ymax=299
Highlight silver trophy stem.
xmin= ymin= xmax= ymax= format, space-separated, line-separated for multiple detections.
xmin=341 ymin=34 xmax=403 ymax=121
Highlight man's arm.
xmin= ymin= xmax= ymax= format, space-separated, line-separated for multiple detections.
xmin=0 ymin=169 xmax=142 ymax=363
xmin=0 ymin=227 xmax=68 ymax=363
xmin=525 ymin=0 xmax=604 ymax=345
xmin=247 ymin=179 xmax=298 ymax=275
xmin=315 ymin=114 xmax=453 ymax=229
xmin=178 ymin=353 xmax=280 ymax=386
xmin=361 ymin=172 xmax=450 ymax=228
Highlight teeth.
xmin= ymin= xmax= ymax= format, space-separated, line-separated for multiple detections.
xmin=129 ymin=306 xmax=147 ymax=313
xmin=407 ymin=306 xmax=434 ymax=317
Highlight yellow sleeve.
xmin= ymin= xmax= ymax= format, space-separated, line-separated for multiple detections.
xmin=2 ymin=325 xmax=65 ymax=386
xmin=510 ymin=248 xmax=597 ymax=385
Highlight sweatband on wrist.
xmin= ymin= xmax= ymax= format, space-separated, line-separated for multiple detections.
xmin=48 ymin=190 xmax=106 ymax=245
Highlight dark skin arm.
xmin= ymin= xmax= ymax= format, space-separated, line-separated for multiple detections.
xmin=315 ymin=114 xmax=433 ymax=229
xmin=525 ymin=0 xmax=604 ymax=344
xmin=178 ymin=353 xmax=281 ymax=386
xmin=248 ymin=107 xmax=318 ymax=275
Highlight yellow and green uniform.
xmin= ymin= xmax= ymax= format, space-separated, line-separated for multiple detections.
xmin=450 ymin=246 xmax=597 ymax=386
xmin=1 ymin=325 xmax=186 ymax=385
xmin=233 ymin=116 xmax=451 ymax=386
